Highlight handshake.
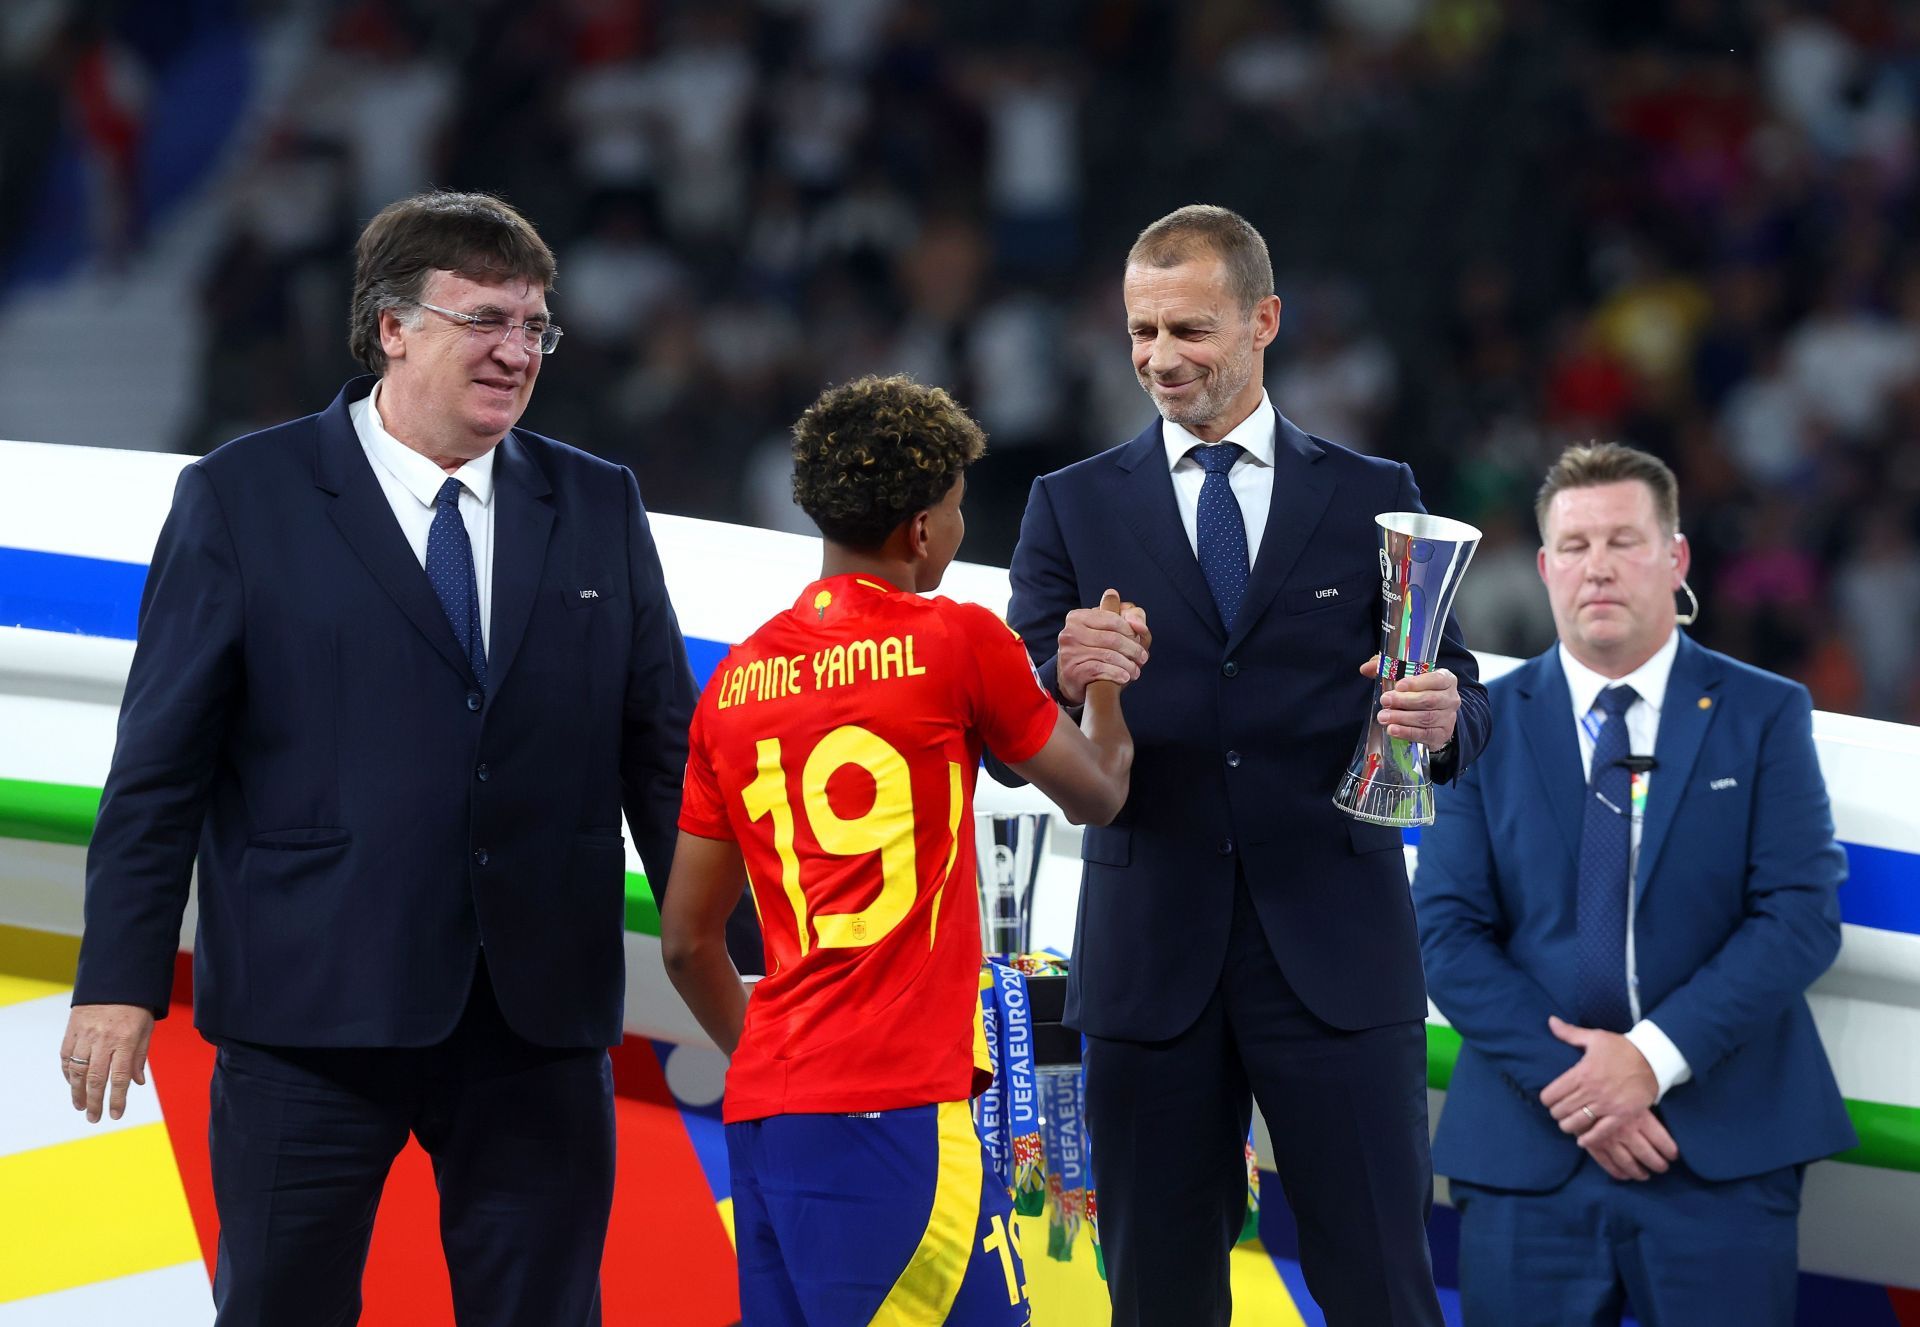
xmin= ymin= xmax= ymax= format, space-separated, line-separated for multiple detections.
xmin=1052 ymin=590 xmax=1461 ymax=747
xmin=1054 ymin=589 xmax=1152 ymax=704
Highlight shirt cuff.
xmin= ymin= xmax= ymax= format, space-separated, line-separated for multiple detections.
xmin=1625 ymin=1020 xmax=1693 ymax=1102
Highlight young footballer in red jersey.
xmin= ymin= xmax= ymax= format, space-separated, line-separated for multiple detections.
xmin=661 ymin=375 xmax=1141 ymax=1325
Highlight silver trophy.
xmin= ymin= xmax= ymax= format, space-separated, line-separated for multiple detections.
xmin=974 ymin=811 xmax=1050 ymax=959
xmin=1333 ymin=512 xmax=1481 ymax=827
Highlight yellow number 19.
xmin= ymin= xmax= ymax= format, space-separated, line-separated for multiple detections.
xmin=982 ymin=1213 xmax=1026 ymax=1305
xmin=742 ymin=725 xmax=955 ymax=953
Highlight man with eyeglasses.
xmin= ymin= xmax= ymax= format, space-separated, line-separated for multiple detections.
xmin=61 ymin=189 xmax=697 ymax=1325
xmin=1414 ymin=444 xmax=1854 ymax=1325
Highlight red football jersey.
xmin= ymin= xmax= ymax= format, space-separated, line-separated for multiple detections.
xmin=680 ymin=573 xmax=1058 ymax=1123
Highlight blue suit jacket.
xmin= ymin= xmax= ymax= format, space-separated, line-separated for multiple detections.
xmin=74 ymin=378 xmax=698 ymax=1049
xmin=1008 ymin=414 xmax=1490 ymax=1039
xmin=1415 ymin=635 xmax=1856 ymax=1187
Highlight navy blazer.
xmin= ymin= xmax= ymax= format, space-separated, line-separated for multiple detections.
xmin=75 ymin=378 xmax=698 ymax=1049
xmin=1008 ymin=414 xmax=1490 ymax=1039
xmin=1415 ymin=634 xmax=1856 ymax=1188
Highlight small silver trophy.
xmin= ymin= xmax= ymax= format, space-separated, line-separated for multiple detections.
xmin=974 ymin=811 xmax=1050 ymax=959
xmin=1333 ymin=512 xmax=1481 ymax=827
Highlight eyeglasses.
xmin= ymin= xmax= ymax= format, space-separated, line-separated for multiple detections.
xmin=413 ymin=300 xmax=564 ymax=355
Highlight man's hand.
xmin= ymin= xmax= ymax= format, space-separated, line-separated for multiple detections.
xmin=1579 ymin=1106 xmax=1680 ymax=1181
xmin=1359 ymin=658 xmax=1460 ymax=748
xmin=60 ymin=1003 xmax=156 ymax=1123
xmin=1541 ymin=1015 xmax=1658 ymax=1139
xmin=1057 ymin=590 xmax=1151 ymax=705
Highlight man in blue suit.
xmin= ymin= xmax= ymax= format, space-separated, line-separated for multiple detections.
xmin=1415 ymin=443 xmax=1855 ymax=1326
xmin=58 ymin=191 xmax=698 ymax=1325
xmin=1007 ymin=204 xmax=1489 ymax=1325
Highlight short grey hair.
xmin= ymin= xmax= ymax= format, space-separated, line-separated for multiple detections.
xmin=1535 ymin=442 xmax=1681 ymax=538
xmin=1126 ymin=204 xmax=1274 ymax=313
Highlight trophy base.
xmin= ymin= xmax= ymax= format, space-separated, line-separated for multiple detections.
xmin=1330 ymin=782 xmax=1434 ymax=829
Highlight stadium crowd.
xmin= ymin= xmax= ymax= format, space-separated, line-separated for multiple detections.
xmin=7 ymin=0 xmax=1919 ymax=722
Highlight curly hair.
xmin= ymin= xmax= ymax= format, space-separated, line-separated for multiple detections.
xmin=349 ymin=190 xmax=555 ymax=374
xmin=791 ymin=375 xmax=987 ymax=550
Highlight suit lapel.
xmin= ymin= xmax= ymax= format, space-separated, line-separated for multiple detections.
xmin=1110 ymin=423 xmax=1223 ymax=635
xmin=314 ymin=381 xmax=476 ymax=685
xmin=1635 ymin=634 xmax=1720 ymax=902
xmin=482 ymin=432 xmax=555 ymax=702
xmin=1515 ymin=651 xmax=1586 ymax=865
xmin=1226 ymin=414 xmax=1332 ymax=656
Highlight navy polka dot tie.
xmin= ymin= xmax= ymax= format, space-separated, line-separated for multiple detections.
xmin=427 ymin=477 xmax=486 ymax=691
xmin=1573 ymin=684 xmax=1638 ymax=1031
xmin=1191 ymin=443 xmax=1248 ymax=632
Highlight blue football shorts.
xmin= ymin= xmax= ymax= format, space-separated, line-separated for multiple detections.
xmin=726 ymin=1099 xmax=1032 ymax=1326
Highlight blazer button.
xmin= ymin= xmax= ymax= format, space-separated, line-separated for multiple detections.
xmin=474 ymin=848 xmax=490 ymax=867
xmin=1222 ymin=660 xmax=1239 ymax=678
xmin=1217 ymin=838 xmax=1234 ymax=856
xmin=1225 ymin=750 xmax=1241 ymax=768
xmin=466 ymin=692 xmax=483 ymax=712
xmin=475 ymin=763 xmax=490 ymax=782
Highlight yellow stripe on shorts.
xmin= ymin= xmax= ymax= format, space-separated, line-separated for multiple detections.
xmin=869 ymin=1099 xmax=981 ymax=1325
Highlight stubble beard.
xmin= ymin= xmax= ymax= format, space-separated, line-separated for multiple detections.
xmin=1141 ymin=341 xmax=1254 ymax=432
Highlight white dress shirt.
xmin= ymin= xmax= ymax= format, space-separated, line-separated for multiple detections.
xmin=1558 ymin=630 xmax=1692 ymax=1099
xmin=349 ymin=383 xmax=496 ymax=653
xmin=1161 ymin=391 xmax=1278 ymax=566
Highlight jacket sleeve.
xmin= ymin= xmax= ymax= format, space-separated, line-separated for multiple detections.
xmin=73 ymin=463 xmax=244 ymax=1015
xmin=618 ymin=468 xmax=700 ymax=909
xmin=987 ymin=475 xmax=1082 ymax=789
xmin=1006 ymin=474 xmax=1076 ymax=704
xmin=1414 ymin=759 xmax=1582 ymax=1094
xmin=1639 ymin=685 xmax=1845 ymax=1079
xmin=1395 ymin=462 xmax=1489 ymax=783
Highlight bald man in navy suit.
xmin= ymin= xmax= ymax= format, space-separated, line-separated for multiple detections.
xmin=1008 ymin=204 xmax=1488 ymax=1326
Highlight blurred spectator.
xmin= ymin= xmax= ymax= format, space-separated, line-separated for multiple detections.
xmin=1836 ymin=506 xmax=1920 ymax=720
xmin=1763 ymin=1 xmax=1863 ymax=155
xmin=642 ymin=10 xmax=757 ymax=243
xmin=1271 ymin=280 xmax=1398 ymax=452
xmin=1589 ymin=240 xmax=1713 ymax=404
xmin=1717 ymin=496 xmax=1825 ymax=671
xmin=1545 ymin=316 xmax=1636 ymax=430
xmin=297 ymin=8 xmax=454 ymax=223
xmin=61 ymin=13 xmax=149 ymax=263
xmin=1218 ymin=9 xmax=1325 ymax=120
xmin=963 ymin=286 xmax=1057 ymax=446
xmin=1784 ymin=275 xmax=1919 ymax=438
xmin=973 ymin=50 xmax=1082 ymax=277
xmin=769 ymin=57 xmax=870 ymax=192
xmin=1450 ymin=506 xmax=1557 ymax=659
xmin=560 ymin=196 xmax=686 ymax=347
xmin=1720 ymin=343 xmax=1815 ymax=487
